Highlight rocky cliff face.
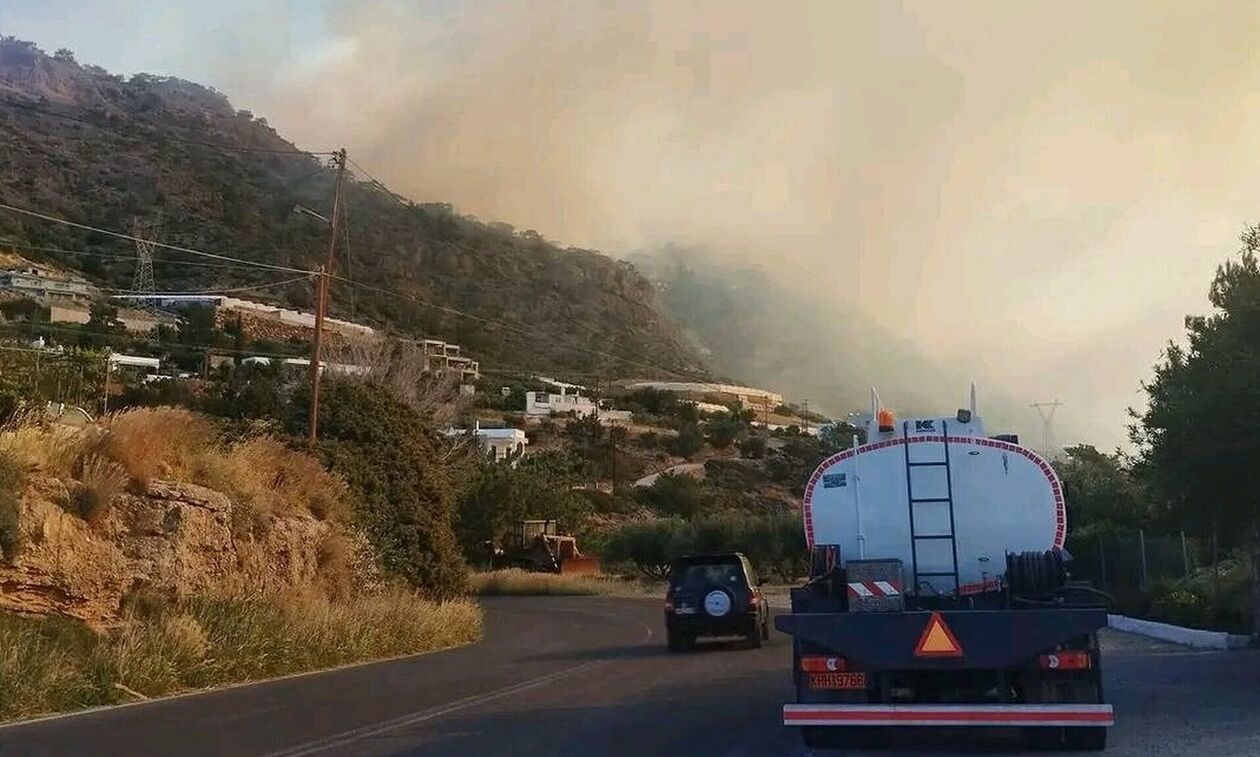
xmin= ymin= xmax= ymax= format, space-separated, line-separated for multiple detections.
xmin=0 ymin=476 xmax=347 ymax=627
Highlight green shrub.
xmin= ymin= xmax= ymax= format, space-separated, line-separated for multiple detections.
xmin=1149 ymin=585 xmax=1210 ymax=628
xmin=603 ymin=513 xmax=807 ymax=581
xmin=635 ymin=472 xmax=710 ymax=518
xmin=299 ymin=381 xmax=469 ymax=599
xmin=456 ymin=451 xmax=587 ymax=560
xmin=739 ymin=435 xmax=767 ymax=459
xmin=1143 ymin=558 xmax=1253 ymax=632
xmin=668 ymin=423 xmax=703 ymax=458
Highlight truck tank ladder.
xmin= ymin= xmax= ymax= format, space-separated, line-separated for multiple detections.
xmin=902 ymin=420 xmax=961 ymax=595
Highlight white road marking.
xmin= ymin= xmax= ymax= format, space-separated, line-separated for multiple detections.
xmin=266 ymin=659 xmax=609 ymax=757
xmin=267 ymin=608 xmax=655 ymax=757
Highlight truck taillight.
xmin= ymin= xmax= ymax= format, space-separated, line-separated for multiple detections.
xmin=748 ymin=592 xmax=760 ymax=607
xmin=800 ymin=655 xmax=847 ymax=673
xmin=1039 ymin=651 xmax=1091 ymax=670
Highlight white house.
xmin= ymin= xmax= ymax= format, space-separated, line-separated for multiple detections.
xmin=525 ymin=389 xmax=598 ymax=418
xmin=622 ymin=380 xmax=783 ymax=410
xmin=443 ymin=423 xmax=528 ymax=463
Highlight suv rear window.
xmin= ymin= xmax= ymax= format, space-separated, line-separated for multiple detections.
xmin=673 ymin=562 xmax=745 ymax=591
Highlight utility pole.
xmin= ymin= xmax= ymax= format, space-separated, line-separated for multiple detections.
xmin=307 ymin=148 xmax=347 ymax=445
xmin=1030 ymin=399 xmax=1062 ymax=457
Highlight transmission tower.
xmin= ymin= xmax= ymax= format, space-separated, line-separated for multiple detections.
xmin=131 ymin=214 xmax=161 ymax=306
xmin=1031 ymin=399 xmax=1063 ymax=457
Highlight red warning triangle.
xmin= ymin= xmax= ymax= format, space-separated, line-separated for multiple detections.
xmin=914 ymin=612 xmax=964 ymax=657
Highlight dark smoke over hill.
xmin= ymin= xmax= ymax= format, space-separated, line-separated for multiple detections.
xmin=632 ymin=246 xmax=1037 ymax=441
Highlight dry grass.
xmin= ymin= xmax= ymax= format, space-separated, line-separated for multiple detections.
xmin=70 ymin=455 xmax=128 ymax=525
xmin=0 ymin=589 xmax=483 ymax=722
xmin=0 ymin=408 xmax=350 ymax=529
xmin=194 ymin=437 xmax=351 ymax=524
xmin=0 ymin=450 xmax=24 ymax=561
xmin=0 ymin=424 xmax=85 ymax=477
xmin=315 ymin=531 xmax=354 ymax=599
xmin=469 ymin=569 xmax=618 ymax=596
xmin=96 ymin=407 xmax=213 ymax=488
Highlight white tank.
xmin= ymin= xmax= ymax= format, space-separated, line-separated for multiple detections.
xmin=804 ymin=393 xmax=1065 ymax=596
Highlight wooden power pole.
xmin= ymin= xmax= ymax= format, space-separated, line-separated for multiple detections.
xmin=307 ymin=148 xmax=347 ymax=445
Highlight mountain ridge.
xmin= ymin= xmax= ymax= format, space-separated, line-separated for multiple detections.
xmin=0 ymin=35 xmax=706 ymax=380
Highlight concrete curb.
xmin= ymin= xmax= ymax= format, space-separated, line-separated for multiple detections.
xmin=1107 ymin=614 xmax=1252 ymax=650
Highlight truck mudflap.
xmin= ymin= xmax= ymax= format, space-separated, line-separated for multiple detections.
xmin=783 ymin=703 xmax=1114 ymax=728
xmin=776 ymin=608 xmax=1107 ymax=669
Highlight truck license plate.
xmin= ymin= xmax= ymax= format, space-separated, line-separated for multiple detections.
xmin=807 ymin=672 xmax=867 ymax=690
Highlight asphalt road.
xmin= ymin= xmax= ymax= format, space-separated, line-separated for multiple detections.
xmin=0 ymin=596 xmax=1258 ymax=756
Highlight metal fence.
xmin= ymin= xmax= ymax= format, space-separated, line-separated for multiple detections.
xmin=1065 ymin=529 xmax=1206 ymax=603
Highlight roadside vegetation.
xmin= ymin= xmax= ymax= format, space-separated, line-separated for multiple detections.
xmin=1046 ymin=235 xmax=1260 ymax=634
xmin=0 ymin=406 xmax=350 ymax=545
xmin=0 ymin=367 xmax=485 ymax=722
xmin=602 ymin=513 xmax=806 ymax=581
xmin=0 ymin=589 xmax=481 ymax=722
xmin=469 ymin=569 xmax=613 ymax=597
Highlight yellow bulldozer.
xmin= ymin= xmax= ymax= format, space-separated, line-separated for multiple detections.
xmin=488 ymin=519 xmax=601 ymax=575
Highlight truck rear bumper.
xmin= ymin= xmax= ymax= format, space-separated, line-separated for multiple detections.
xmin=783 ymin=703 xmax=1114 ymax=728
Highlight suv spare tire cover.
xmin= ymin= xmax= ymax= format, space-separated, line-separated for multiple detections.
xmin=703 ymin=589 xmax=732 ymax=617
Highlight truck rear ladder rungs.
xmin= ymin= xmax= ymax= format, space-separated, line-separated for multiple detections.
xmin=903 ymin=420 xmax=961 ymax=594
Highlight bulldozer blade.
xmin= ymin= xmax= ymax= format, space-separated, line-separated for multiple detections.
xmin=560 ymin=557 xmax=601 ymax=575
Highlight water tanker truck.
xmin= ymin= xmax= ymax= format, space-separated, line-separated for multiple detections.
xmin=776 ymin=387 xmax=1112 ymax=750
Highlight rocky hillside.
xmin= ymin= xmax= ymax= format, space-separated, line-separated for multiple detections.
xmin=0 ymin=477 xmax=356 ymax=627
xmin=0 ymin=36 xmax=705 ymax=377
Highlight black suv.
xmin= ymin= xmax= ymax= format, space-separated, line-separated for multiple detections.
xmin=664 ymin=552 xmax=770 ymax=652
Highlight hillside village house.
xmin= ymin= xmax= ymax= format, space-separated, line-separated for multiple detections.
xmin=525 ymin=388 xmax=598 ymax=418
xmin=524 ymin=377 xmax=632 ymax=423
xmin=443 ymin=423 xmax=527 ymax=463
xmin=622 ymin=381 xmax=783 ymax=412
xmin=1 ymin=265 xmax=94 ymax=303
xmin=420 ymin=339 xmax=480 ymax=381
xmin=111 ymin=294 xmax=376 ymax=341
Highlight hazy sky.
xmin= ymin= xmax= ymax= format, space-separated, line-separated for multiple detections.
xmin=4 ymin=0 xmax=1256 ymax=449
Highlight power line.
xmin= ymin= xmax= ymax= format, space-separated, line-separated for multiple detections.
xmin=0 ymin=322 xmax=307 ymax=360
xmin=105 ymin=273 xmax=313 ymax=297
xmin=0 ymin=162 xmax=718 ymax=391
xmin=0 ymin=96 xmax=336 ymax=156
xmin=336 ymin=277 xmax=711 ymax=384
xmin=346 ymin=156 xmax=416 ymax=211
xmin=0 ymin=202 xmax=312 ymax=274
xmin=0 ymin=240 xmax=280 ymax=272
